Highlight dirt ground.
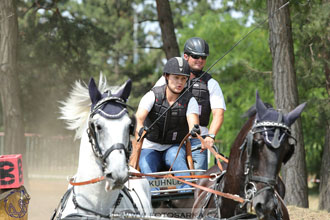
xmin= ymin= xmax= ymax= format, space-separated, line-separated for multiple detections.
xmin=27 ymin=178 xmax=69 ymax=220
xmin=26 ymin=178 xmax=329 ymax=220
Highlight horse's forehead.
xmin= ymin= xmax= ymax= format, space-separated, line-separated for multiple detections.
xmin=97 ymin=102 xmax=128 ymax=119
xmin=257 ymin=109 xmax=283 ymax=123
xmin=94 ymin=113 xmax=130 ymax=124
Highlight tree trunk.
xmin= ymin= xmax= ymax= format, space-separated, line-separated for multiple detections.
xmin=319 ymin=123 xmax=330 ymax=211
xmin=155 ymin=0 xmax=180 ymax=59
xmin=267 ymin=0 xmax=308 ymax=207
xmin=0 ymin=0 xmax=28 ymax=184
xmin=319 ymin=51 xmax=330 ymax=211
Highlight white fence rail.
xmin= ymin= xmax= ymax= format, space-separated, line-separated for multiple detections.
xmin=0 ymin=133 xmax=79 ymax=179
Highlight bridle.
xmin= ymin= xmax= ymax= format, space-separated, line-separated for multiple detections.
xmin=239 ymin=113 xmax=296 ymax=218
xmin=54 ymin=96 xmax=138 ymax=219
xmin=87 ymin=96 xmax=133 ymax=171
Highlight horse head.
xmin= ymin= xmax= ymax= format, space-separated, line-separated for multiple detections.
xmin=87 ymin=77 xmax=133 ymax=191
xmin=245 ymin=91 xmax=306 ymax=219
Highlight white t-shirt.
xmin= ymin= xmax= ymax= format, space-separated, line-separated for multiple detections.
xmin=154 ymin=76 xmax=226 ymax=135
xmin=139 ymin=90 xmax=199 ymax=151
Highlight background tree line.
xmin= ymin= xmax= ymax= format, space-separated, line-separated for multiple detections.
xmin=0 ymin=0 xmax=329 ymax=211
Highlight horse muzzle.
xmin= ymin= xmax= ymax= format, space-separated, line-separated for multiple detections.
xmin=104 ymin=171 xmax=129 ymax=191
xmin=252 ymin=187 xmax=277 ymax=220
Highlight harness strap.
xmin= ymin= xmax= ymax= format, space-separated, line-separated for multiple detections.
xmin=275 ymin=190 xmax=289 ymax=220
xmin=250 ymin=175 xmax=276 ymax=186
xmin=168 ymin=132 xmax=190 ymax=172
xmin=197 ymin=172 xmax=225 ymax=219
xmin=129 ymin=130 xmax=146 ymax=170
xmin=112 ymin=193 xmax=123 ymax=214
xmin=51 ymin=187 xmax=73 ymax=220
xmin=243 ymin=131 xmax=254 ymax=180
xmin=69 ymin=185 xmax=139 ymax=218
xmin=168 ymin=132 xmax=228 ymax=172
xmin=196 ymin=133 xmax=228 ymax=170
xmin=130 ymin=171 xmax=212 ymax=180
xmin=130 ymin=172 xmax=245 ymax=204
xmin=121 ymin=187 xmax=141 ymax=215
xmin=71 ymin=186 xmax=111 ymax=218
xmin=69 ymin=176 xmax=105 ymax=186
xmin=101 ymin=143 xmax=125 ymax=163
xmin=131 ymin=187 xmax=146 ymax=215
xmin=271 ymin=112 xmax=283 ymax=148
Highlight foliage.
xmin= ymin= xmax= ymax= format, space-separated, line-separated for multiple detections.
xmin=178 ymin=9 xmax=273 ymax=155
xmin=3 ymin=0 xmax=326 ymax=176
xmin=15 ymin=0 xmax=159 ymax=135
xmin=292 ymin=0 xmax=330 ymax=174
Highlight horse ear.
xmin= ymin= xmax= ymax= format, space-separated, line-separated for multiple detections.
xmin=284 ymin=102 xmax=307 ymax=126
xmin=88 ymin=78 xmax=102 ymax=105
xmin=283 ymin=146 xmax=294 ymax=164
xmin=255 ymin=90 xmax=268 ymax=119
xmin=114 ymin=79 xmax=132 ymax=102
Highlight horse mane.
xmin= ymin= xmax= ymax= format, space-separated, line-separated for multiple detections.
xmin=59 ymin=74 xmax=111 ymax=139
xmin=232 ymin=115 xmax=256 ymax=152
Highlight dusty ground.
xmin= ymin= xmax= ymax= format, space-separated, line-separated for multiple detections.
xmin=26 ymin=178 xmax=329 ymax=219
xmin=28 ymin=178 xmax=69 ymax=219
xmin=287 ymin=206 xmax=330 ymax=220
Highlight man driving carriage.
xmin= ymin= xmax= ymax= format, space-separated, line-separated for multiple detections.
xmin=135 ymin=57 xmax=200 ymax=191
xmin=154 ymin=37 xmax=226 ymax=171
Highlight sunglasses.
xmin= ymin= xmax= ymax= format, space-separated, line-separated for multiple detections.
xmin=190 ymin=54 xmax=207 ymax=60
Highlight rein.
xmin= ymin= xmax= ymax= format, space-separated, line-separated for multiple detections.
xmin=129 ymin=172 xmax=246 ymax=204
xmin=168 ymin=133 xmax=228 ymax=172
xmin=69 ymin=176 xmax=105 ymax=186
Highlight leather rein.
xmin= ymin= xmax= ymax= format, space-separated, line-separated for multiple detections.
xmin=69 ymin=120 xmax=292 ymax=208
xmin=69 ymin=132 xmax=244 ymax=203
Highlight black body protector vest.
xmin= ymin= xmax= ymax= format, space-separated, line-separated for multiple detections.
xmin=188 ymin=72 xmax=212 ymax=126
xmin=145 ymin=85 xmax=193 ymax=145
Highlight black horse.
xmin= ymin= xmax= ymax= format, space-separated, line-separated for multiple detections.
xmin=192 ymin=92 xmax=306 ymax=220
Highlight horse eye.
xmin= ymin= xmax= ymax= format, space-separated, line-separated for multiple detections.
xmin=96 ymin=124 xmax=102 ymax=131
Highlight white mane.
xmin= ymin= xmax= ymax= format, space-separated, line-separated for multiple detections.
xmin=59 ymin=74 xmax=111 ymax=139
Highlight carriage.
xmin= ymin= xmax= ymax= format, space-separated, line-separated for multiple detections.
xmin=129 ymin=90 xmax=306 ymax=220
xmin=52 ymin=75 xmax=306 ymax=220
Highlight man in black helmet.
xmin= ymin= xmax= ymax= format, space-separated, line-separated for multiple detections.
xmin=155 ymin=37 xmax=226 ymax=172
xmin=135 ymin=57 xmax=200 ymax=191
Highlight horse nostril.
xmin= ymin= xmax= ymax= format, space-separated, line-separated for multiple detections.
xmin=254 ymin=203 xmax=265 ymax=219
xmin=106 ymin=173 xmax=113 ymax=179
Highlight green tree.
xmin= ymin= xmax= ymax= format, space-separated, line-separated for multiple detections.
xmin=0 ymin=0 xmax=28 ymax=184
xmin=293 ymin=0 xmax=330 ymax=210
xmin=16 ymin=0 xmax=160 ymax=135
xmin=178 ymin=8 xmax=274 ymax=155
xmin=267 ymin=0 xmax=308 ymax=207
xmin=155 ymin=0 xmax=180 ymax=59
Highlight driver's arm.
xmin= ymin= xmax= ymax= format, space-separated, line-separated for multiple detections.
xmin=135 ymin=107 xmax=149 ymax=140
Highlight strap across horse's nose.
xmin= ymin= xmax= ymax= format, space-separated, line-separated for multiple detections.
xmin=271 ymin=112 xmax=283 ymax=148
xmin=101 ymin=143 xmax=126 ymax=163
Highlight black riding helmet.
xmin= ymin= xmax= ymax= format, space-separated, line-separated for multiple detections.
xmin=184 ymin=37 xmax=209 ymax=57
xmin=163 ymin=57 xmax=190 ymax=77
